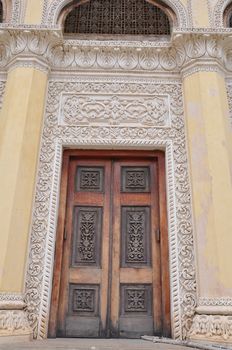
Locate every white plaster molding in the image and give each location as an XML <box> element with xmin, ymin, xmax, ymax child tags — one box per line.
<box><xmin>197</xmin><ymin>297</ymin><xmax>232</xmax><ymax>316</ymax></box>
<box><xmin>1</xmin><ymin>29</ymin><xmax>232</xmax><ymax>74</ymax></box>
<box><xmin>43</xmin><ymin>0</ymin><xmax>190</xmax><ymax>27</ymax></box>
<box><xmin>207</xmin><ymin>0</ymin><xmax>214</xmax><ymax>27</ymax></box>
<box><xmin>226</xmin><ymin>82</ymin><xmax>232</xmax><ymax>127</ymax></box>
<box><xmin>196</xmin><ymin>306</ymin><xmax>232</xmax><ymax>316</ymax></box>
<box><xmin>190</xmin><ymin>314</ymin><xmax>232</xmax><ymax>342</ymax></box>
<box><xmin>213</xmin><ymin>0</ymin><xmax>231</xmax><ymax>27</ymax></box>
<box><xmin>7</xmin><ymin>57</ymin><xmax>51</xmax><ymax>74</ymax></box>
<box><xmin>199</xmin><ymin>297</ymin><xmax>232</xmax><ymax>307</ymax></box>
<box><xmin>11</xmin><ymin>0</ymin><xmax>22</xmax><ymax>24</ymax></box>
<box><xmin>0</xmin><ymin>80</ymin><xmax>6</xmax><ymax>109</ymax></box>
<box><xmin>0</xmin><ymin>293</ymin><xmax>32</xmax><ymax>337</ymax></box>
<box><xmin>181</xmin><ymin>60</ymin><xmax>226</xmax><ymax>79</ymax></box>
<box><xmin>24</xmin><ymin>77</ymin><xmax>196</xmax><ymax>341</ymax></box>
<box><xmin>186</xmin><ymin>1</ymin><xmax>193</xmax><ymax>28</ymax></box>
<box><xmin>0</xmin><ymin>293</ymin><xmax>25</xmax><ymax>310</ymax></box>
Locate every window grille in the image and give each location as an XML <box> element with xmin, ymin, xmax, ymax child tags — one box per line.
<box><xmin>229</xmin><ymin>13</ymin><xmax>232</xmax><ymax>27</ymax></box>
<box><xmin>0</xmin><ymin>1</ymin><xmax>3</xmax><ymax>23</ymax></box>
<box><xmin>64</xmin><ymin>0</ymin><xmax>171</xmax><ymax>35</ymax></box>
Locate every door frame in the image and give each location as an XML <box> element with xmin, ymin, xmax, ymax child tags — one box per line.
<box><xmin>48</xmin><ymin>149</ymin><xmax>170</xmax><ymax>338</ymax></box>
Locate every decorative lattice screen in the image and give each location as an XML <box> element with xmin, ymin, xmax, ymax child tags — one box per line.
<box><xmin>0</xmin><ymin>1</ymin><xmax>3</xmax><ymax>23</ymax></box>
<box><xmin>64</xmin><ymin>0</ymin><xmax>170</xmax><ymax>35</ymax></box>
<box><xmin>229</xmin><ymin>13</ymin><xmax>232</xmax><ymax>27</ymax></box>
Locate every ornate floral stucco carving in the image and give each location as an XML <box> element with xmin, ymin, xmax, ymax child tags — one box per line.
<box><xmin>24</xmin><ymin>77</ymin><xmax>196</xmax><ymax>340</ymax></box>
<box><xmin>0</xmin><ymin>293</ymin><xmax>32</xmax><ymax>337</ymax></box>
<box><xmin>0</xmin><ymin>310</ymin><xmax>32</xmax><ymax>336</ymax></box>
<box><xmin>190</xmin><ymin>315</ymin><xmax>232</xmax><ymax>342</ymax></box>
<box><xmin>59</xmin><ymin>93</ymin><xmax>171</xmax><ymax>127</ymax></box>
<box><xmin>43</xmin><ymin>0</ymin><xmax>190</xmax><ymax>27</ymax></box>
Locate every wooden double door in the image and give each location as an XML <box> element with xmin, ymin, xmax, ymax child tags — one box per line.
<box><xmin>49</xmin><ymin>150</ymin><xmax>170</xmax><ymax>339</ymax></box>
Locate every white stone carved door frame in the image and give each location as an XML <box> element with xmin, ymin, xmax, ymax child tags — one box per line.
<box><xmin>25</xmin><ymin>76</ymin><xmax>196</xmax><ymax>340</ymax></box>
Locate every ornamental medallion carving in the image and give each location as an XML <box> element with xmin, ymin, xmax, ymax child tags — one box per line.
<box><xmin>121</xmin><ymin>167</ymin><xmax>150</xmax><ymax>192</ymax></box>
<box><xmin>73</xmin><ymin>289</ymin><xmax>95</xmax><ymax>312</ymax></box>
<box><xmin>121</xmin><ymin>284</ymin><xmax>152</xmax><ymax>315</ymax></box>
<box><xmin>126</xmin><ymin>289</ymin><xmax>146</xmax><ymax>311</ymax></box>
<box><xmin>25</xmin><ymin>78</ymin><xmax>196</xmax><ymax>341</ymax></box>
<box><xmin>59</xmin><ymin>93</ymin><xmax>170</xmax><ymax>127</ymax></box>
<box><xmin>69</xmin><ymin>284</ymin><xmax>99</xmax><ymax>316</ymax></box>
<box><xmin>76</xmin><ymin>167</ymin><xmax>104</xmax><ymax>192</ymax></box>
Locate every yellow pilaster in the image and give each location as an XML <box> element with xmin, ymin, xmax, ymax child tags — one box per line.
<box><xmin>183</xmin><ymin>70</ymin><xmax>232</xmax><ymax>299</ymax></box>
<box><xmin>190</xmin><ymin>0</ymin><xmax>210</xmax><ymax>27</ymax></box>
<box><xmin>0</xmin><ymin>65</ymin><xmax>48</xmax><ymax>292</ymax></box>
<box><xmin>24</xmin><ymin>0</ymin><xmax>45</xmax><ymax>24</ymax></box>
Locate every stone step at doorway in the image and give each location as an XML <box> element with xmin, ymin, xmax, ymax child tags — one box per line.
<box><xmin>0</xmin><ymin>339</ymin><xmax>194</xmax><ymax>350</ymax></box>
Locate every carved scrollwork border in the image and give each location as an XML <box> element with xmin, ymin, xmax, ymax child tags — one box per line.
<box><xmin>43</xmin><ymin>0</ymin><xmax>190</xmax><ymax>28</ymax></box>
<box><xmin>226</xmin><ymin>81</ymin><xmax>232</xmax><ymax>127</ymax></box>
<box><xmin>24</xmin><ymin>77</ymin><xmax>196</xmax><ymax>340</ymax></box>
<box><xmin>0</xmin><ymin>80</ymin><xmax>6</xmax><ymax>109</ymax></box>
<box><xmin>11</xmin><ymin>0</ymin><xmax>22</xmax><ymax>24</ymax></box>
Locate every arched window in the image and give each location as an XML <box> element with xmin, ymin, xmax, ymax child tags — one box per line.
<box><xmin>63</xmin><ymin>0</ymin><xmax>171</xmax><ymax>36</ymax></box>
<box><xmin>224</xmin><ymin>3</ymin><xmax>232</xmax><ymax>27</ymax></box>
<box><xmin>0</xmin><ymin>1</ymin><xmax>3</xmax><ymax>23</ymax></box>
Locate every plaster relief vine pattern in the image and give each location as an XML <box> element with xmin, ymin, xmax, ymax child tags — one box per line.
<box><xmin>190</xmin><ymin>315</ymin><xmax>232</xmax><ymax>341</ymax></box>
<box><xmin>60</xmin><ymin>93</ymin><xmax>170</xmax><ymax>127</ymax></box>
<box><xmin>0</xmin><ymin>311</ymin><xmax>31</xmax><ymax>336</ymax></box>
<box><xmin>24</xmin><ymin>79</ymin><xmax>196</xmax><ymax>340</ymax></box>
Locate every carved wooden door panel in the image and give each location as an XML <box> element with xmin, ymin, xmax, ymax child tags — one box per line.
<box><xmin>56</xmin><ymin>158</ymin><xmax>111</xmax><ymax>337</ymax></box>
<box><xmin>110</xmin><ymin>160</ymin><xmax>162</xmax><ymax>338</ymax></box>
<box><xmin>49</xmin><ymin>151</ymin><xmax>170</xmax><ymax>339</ymax></box>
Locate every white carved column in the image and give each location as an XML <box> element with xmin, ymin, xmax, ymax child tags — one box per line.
<box><xmin>0</xmin><ymin>29</ymin><xmax>53</xmax><ymax>342</ymax></box>
<box><xmin>181</xmin><ymin>46</ymin><xmax>232</xmax><ymax>343</ymax></box>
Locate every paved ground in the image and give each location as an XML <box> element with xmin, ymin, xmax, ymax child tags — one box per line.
<box><xmin>0</xmin><ymin>338</ymin><xmax>198</xmax><ymax>350</ymax></box>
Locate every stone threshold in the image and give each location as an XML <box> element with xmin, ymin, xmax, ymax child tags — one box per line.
<box><xmin>142</xmin><ymin>336</ymin><xmax>232</xmax><ymax>350</ymax></box>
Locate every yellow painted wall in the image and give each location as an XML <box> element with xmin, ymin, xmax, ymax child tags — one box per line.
<box><xmin>183</xmin><ymin>71</ymin><xmax>232</xmax><ymax>298</ymax></box>
<box><xmin>0</xmin><ymin>67</ymin><xmax>48</xmax><ymax>292</ymax></box>
<box><xmin>24</xmin><ymin>0</ymin><xmax>44</xmax><ymax>24</ymax></box>
<box><xmin>191</xmin><ymin>0</ymin><xmax>210</xmax><ymax>27</ymax></box>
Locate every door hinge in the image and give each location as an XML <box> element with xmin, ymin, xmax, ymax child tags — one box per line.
<box><xmin>156</xmin><ymin>228</ymin><xmax>160</xmax><ymax>243</ymax></box>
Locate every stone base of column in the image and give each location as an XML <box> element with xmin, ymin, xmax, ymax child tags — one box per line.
<box><xmin>0</xmin><ymin>294</ymin><xmax>32</xmax><ymax>343</ymax></box>
<box><xmin>189</xmin><ymin>314</ymin><xmax>232</xmax><ymax>344</ymax></box>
